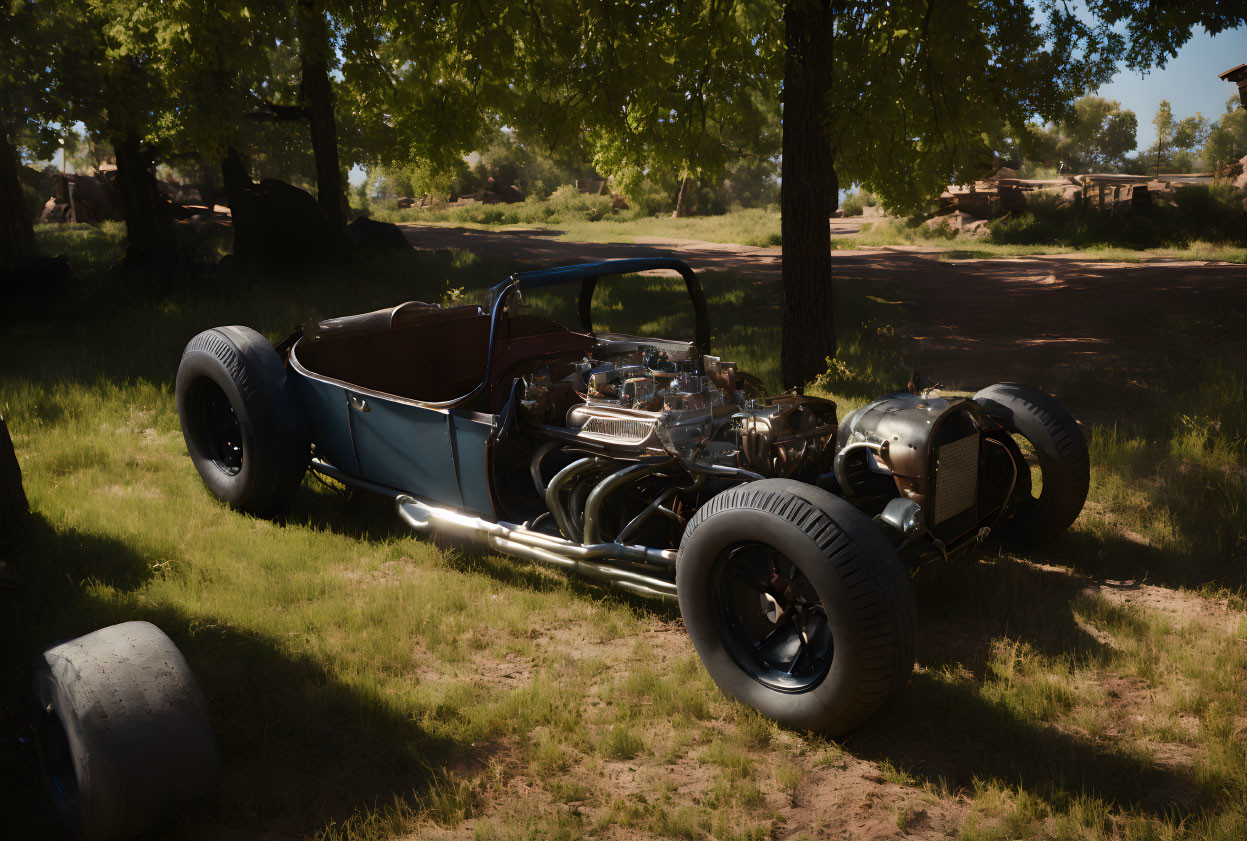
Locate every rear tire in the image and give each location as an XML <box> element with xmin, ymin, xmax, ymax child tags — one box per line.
<box><xmin>676</xmin><ymin>479</ymin><xmax>916</xmax><ymax>735</ymax></box>
<box><xmin>973</xmin><ymin>383</ymin><xmax>1089</xmax><ymax>545</ymax></box>
<box><xmin>29</xmin><ymin>621</ymin><xmax>221</xmax><ymax>841</ymax></box>
<box><xmin>176</xmin><ymin>326</ymin><xmax>309</xmax><ymax>517</ymax></box>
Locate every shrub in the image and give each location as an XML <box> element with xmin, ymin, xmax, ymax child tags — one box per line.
<box><xmin>987</xmin><ymin>183</ymin><xmax>1247</xmax><ymax>249</ymax></box>
<box><xmin>841</xmin><ymin>190</ymin><xmax>875</xmax><ymax>217</ymax></box>
<box><xmin>546</xmin><ymin>185</ymin><xmax>616</xmax><ymax>221</ymax></box>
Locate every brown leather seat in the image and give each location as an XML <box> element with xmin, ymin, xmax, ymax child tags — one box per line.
<box><xmin>296</xmin><ymin>306</ymin><xmax>594</xmax><ymax>407</ymax></box>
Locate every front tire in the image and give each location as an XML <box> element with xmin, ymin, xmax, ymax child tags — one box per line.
<box><xmin>176</xmin><ymin>326</ymin><xmax>309</xmax><ymax>518</ymax></box>
<box><xmin>676</xmin><ymin>479</ymin><xmax>916</xmax><ymax>735</ymax></box>
<box><xmin>973</xmin><ymin>383</ymin><xmax>1089</xmax><ymax>545</ymax></box>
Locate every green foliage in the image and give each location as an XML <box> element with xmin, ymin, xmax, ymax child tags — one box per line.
<box><xmin>468</xmin><ymin>127</ymin><xmax>599</xmax><ymax>200</ymax></box>
<box><xmin>1137</xmin><ymin>99</ymin><xmax>1211</xmax><ymax>173</ymax></box>
<box><xmin>1203</xmin><ymin>96</ymin><xmax>1247</xmax><ymax>171</ymax></box>
<box><xmin>830</xmin><ymin>4</ymin><xmax>1123</xmax><ymax>212</ymax></box>
<box><xmin>371</xmin><ymin>188</ymin><xmax>618</xmax><ymax>226</ymax></box>
<box><xmin>840</xmin><ymin>190</ymin><xmax>875</xmax><ymax>217</ymax></box>
<box><xmin>987</xmin><ymin>184</ymin><xmax>1247</xmax><ymax>249</ymax></box>
<box><xmin>1025</xmin><ymin>96</ymin><xmax>1139</xmax><ymax>172</ymax></box>
<box><xmin>0</xmin><ymin>1</ymin><xmax>69</xmax><ymax>157</ymax></box>
<box><xmin>503</xmin><ymin>1</ymin><xmax>781</xmax><ymax>205</ymax></box>
<box><xmin>545</xmin><ymin>185</ymin><xmax>615</xmax><ymax>221</ymax></box>
<box><xmin>1084</xmin><ymin>0</ymin><xmax>1244</xmax><ymax>70</ymax></box>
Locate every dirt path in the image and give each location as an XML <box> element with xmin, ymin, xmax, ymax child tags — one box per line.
<box><xmin>399</xmin><ymin>224</ymin><xmax>1247</xmax><ymax>391</ymax></box>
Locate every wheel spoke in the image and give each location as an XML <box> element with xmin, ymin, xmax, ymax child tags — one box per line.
<box><xmin>730</xmin><ymin>568</ymin><xmax>771</xmax><ymax>595</ymax></box>
<box><xmin>786</xmin><ymin>638</ymin><xmax>807</xmax><ymax>675</ymax></box>
<box><xmin>715</xmin><ymin>541</ymin><xmax>834</xmax><ymax>690</ymax></box>
<box><xmin>754</xmin><ymin>611</ymin><xmax>794</xmax><ymax>651</ymax></box>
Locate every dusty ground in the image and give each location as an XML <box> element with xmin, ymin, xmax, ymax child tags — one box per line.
<box><xmin>384</xmin><ymin>224</ymin><xmax>1247</xmax><ymax>839</ymax></box>
<box><xmin>399</xmin><ymin>224</ymin><xmax>1247</xmax><ymax>392</ymax></box>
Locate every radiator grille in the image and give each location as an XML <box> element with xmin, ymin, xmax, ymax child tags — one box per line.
<box><xmin>581</xmin><ymin>417</ymin><xmax>657</xmax><ymax>442</ymax></box>
<box><xmin>933</xmin><ymin>433</ymin><xmax>979</xmax><ymax>524</ymax></box>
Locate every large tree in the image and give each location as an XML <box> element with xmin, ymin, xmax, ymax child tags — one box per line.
<box><xmin>1029</xmin><ymin>96</ymin><xmax>1139</xmax><ymax>172</ymax></box>
<box><xmin>296</xmin><ymin>0</ymin><xmax>351</xmax><ymax>255</ymax></box>
<box><xmin>537</xmin><ymin>1</ymin><xmax>1243</xmax><ymax>387</ymax></box>
<box><xmin>46</xmin><ymin>0</ymin><xmax>199</xmax><ymax>280</ymax></box>
<box><xmin>1204</xmin><ymin>95</ymin><xmax>1247</xmax><ymax>172</ymax></box>
<box><xmin>507</xmin><ymin>1</ymin><xmax>1125</xmax><ymax>386</ymax></box>
<box><xmin>0</xmin><ymin>1</ymin><xmax>64</xmax><ymax>284</ymax></box>
<box><xmin>1144</xmin><ymin>99</ymin><xmax>1210</xmax><ymax>173</ymax></box>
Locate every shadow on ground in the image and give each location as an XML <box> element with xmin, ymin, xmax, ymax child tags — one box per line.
<box><xmin>844</xmin><ymin>548</ymin><xmax>1210</xmax><ymax>818</ymax></box>
<box><xmin>0</xmin><ymin>515</ymin><xmax>479</xmax><ymax>839</ymax></box>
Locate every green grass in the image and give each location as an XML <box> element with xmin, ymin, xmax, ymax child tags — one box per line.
<box><xmin>375</xmin><ymin>189</ymin><xmax>1247</xmax><ymax>263</ymax></box>
<box><xmin>375</xmin><ymin>198</ymin><xmax>1245</xmax><ymax>261</ymax></box>
<box><xmin>854</xmin><ymin>219</ymin><xmax>1247</xmax><ymax>263</ymax></box>
<box><xmin>2</xmin><ymin>221</ymin><xmax>1247</xmax><ymax>839</ymax></box>
<box><xmin>383</xmin><ymin>206</ymin><xmax>783</xmax><ymax>248</ymax></box>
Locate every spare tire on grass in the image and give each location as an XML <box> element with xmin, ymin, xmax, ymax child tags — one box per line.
<box><xmin>29</xmin><ymin>621</ymin><xmax>221</xmax><ymax>841</ymax></box>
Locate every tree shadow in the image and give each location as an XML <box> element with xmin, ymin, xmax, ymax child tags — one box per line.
<box><xmin>839</xmin><ymin>549</ymin><xmax>1211</xmax><ymax>819</ymax></box>
<box><xmin>850</xmin><ymin>670</ymin><xmax>1204</xmax><ymax>817</ymax></box>
<box><xmin>283</xmin><ymin>480</ymin><xmax>412</xmax><ymax>543</ymax></box>
<box><xmin>911</xmin><ymin>548</ymin><xmax>1107</xmax><ymax>669</ymax></box>
<box><xmin>0</xmin><ymin>514</ymin><xmax>488</xmax><ymax>840</ymax></box>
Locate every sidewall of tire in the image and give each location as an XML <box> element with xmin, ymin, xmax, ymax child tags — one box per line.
<box><xmin>677</xmin><ymin>480</ymin><xmax>916</xmax><ymax>735</ymax></box>
<box><xmin>176</xmin><ymin>326</ymin><xmax>309</xmax><ymax>517</ymax></box>
<box><xmin>29</xmin><ymin>621</ymin><xmax>221</xmax><ymax>841</ymax></box>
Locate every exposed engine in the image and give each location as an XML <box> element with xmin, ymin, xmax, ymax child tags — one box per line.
<box><xmin>519</xmin><ymin>340</ymin><xmax>838</xmax><ymax>482</ymax></box>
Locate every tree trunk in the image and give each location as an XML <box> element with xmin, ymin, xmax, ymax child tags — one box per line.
<box><xmin>221</xmin><ymin>147</ymin><xmax>258</xmax><ymax>258</ymax></box>
<box><xmin>199</xmin><ymin>154</ymin><xmax>220</xmax><ymax>207</ymax></box>
<box><xmin>672</xmin><ymin>175</ymin><xmax>688</xmax><ymax>218</ymax></box>
<box><xmin>779</xmin><ymin>0</ymin><xmax>838</xmax><ymax>391</ymax></box>
<box><xmin>113</xmin><ymin>134</ymin><xmax>183</xmax><ymax>275</ymax></box>
<box><xmin>298</xmin><ymin>0</ymin><xmax>352</xmax><ymax>257</ymax></box>
<box><xmin>0</xmin><ymin>125</ymin><xmax>38</xmax><ymax>281</ymax></box>
<box><xmin>0</xmin><ymin>414</ymin><xmax>31</xmax><ymax>574</ymax></box>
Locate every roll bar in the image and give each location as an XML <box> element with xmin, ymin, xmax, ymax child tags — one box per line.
<box><xmin>420</xmin><ymin>258</ymin><xmax>711</xmax><ymax>410</ymax></box>
<box><xmin>499</xmin><ymin>257</ymin><xmax>711</xmax><ymax>360</ymax></box>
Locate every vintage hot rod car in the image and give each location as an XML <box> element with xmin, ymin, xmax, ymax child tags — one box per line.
<box><xmin>176</xmin><ymin>258</ymin><xmax>1089</xmax><ymax>734</ymax></box>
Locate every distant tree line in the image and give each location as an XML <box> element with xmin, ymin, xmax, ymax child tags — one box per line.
<box><xmin>1010</xmin><ymin>94</ymin><xmax>1247</xmax><ymax>176</ymax></box>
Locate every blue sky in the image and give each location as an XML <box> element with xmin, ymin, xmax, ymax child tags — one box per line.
<box><xmin>1092</xmin><ymin>26</ymin><xmax>1245</xmax><ymax>150</ymax></box>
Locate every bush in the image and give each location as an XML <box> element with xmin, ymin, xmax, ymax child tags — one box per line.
<box><xmin>367</xmin><ymin>184</ymin><xmax>626</xmax><ymax>226</ymax></box>
<box><xmin>987</xmin><ymin>183</ymin><xmax>1247</xmax><ymax>249</ymax></box>
<box><xmin>840</xmin><ymin>190</ymin><xmax>875</xmax><ymax>217</ymax></box>
<box><xmin>546</xmin><ymin>185</ymin><xmax>616</xmax><ymax>221</ymax></box>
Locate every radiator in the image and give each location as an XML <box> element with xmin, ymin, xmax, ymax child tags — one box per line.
<box><xmin>933</xmin><ymin>433</ymin><xmax>979</xmax><ymax>525</ymax></box>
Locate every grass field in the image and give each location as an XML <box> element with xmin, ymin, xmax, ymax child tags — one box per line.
<box><xmin>1</xmin><ymin>223</ymin><xmax>1246</xmax><ymax>840</ymax></box>
<box><xmin>370</xmin><ymin>201</ymin><xmax>1247</xmax><ymax>263</ymax></box>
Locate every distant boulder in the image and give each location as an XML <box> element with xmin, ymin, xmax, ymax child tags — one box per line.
<box><xmin>228</xmin><ymin>179</ymin><xmax>335</xmax><ymax>261</ymax></box>
<box><xmin>348</xmin><ymin>217</ymin><xmax>411</xmax><ymax>251</ymax></box>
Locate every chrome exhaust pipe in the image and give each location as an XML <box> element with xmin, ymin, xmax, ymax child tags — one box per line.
<box><xmin>395</xmin><ymin>494</ymin><xmax>677</xmax><ymax>599</ymax></box>
<box><xmin>309</xmin><ymin>458</ymin><xmax>678</xmax><ymax>600</ymax></box>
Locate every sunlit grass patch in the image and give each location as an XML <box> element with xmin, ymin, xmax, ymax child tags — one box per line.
<box><xmin>5</xmin><ymin>220</ymin><xmax>1247</xmax><ymax>840</ymax></box>
<box><xmin>700</xmin><ymin>738</ymin><xmax>755</xmax><ymax>779</ymax></box>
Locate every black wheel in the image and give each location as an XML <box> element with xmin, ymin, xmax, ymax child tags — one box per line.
<box><xmin>176</xmin><ymin>326</ymin><xmax>309</xmax><ymax>517</ymax></box>
<box><xmin>29</xmin><ymin>621</ymin><xmax>221</xmax><ymax>841</ymax></box>
<box><xmin>973</xmin><ymin>383</ymin><xmax>1089</xmax><ymax>545</ymax></box>
<box><xmin>676</xmin><ymin>479</ymin><xmax>917</xmax><ymax>735</ymax></box>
